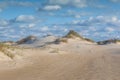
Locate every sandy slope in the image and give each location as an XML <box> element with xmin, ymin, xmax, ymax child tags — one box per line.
<box><xmin>0</xmin><ymin>40</ymin><xmax>120</xmax><ymax>80</ymax></box>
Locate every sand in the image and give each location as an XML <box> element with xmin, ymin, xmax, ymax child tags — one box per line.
<box><xmin>0</xmin><ymin>39</ymin><xmax>120</xmax><ymax>80</ymax></box>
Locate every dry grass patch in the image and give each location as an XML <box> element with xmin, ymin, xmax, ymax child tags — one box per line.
<box><xmin>50</xmin><ymin>48</ymin><xmax>59</xmax><ymax>53</ymax></box>
<box><xmin>0</xmin><ymin>43</ymin><xmax>15</xmax><ymax>59</ymax></box>
<box><xmin>64</xmin><ymin>30</ymin><xmax>83</xmax><ymax>39</ymax></box>
<box><xmin>55</xmin><ymin>38</ymin><xmax>68</xmax><ymax>44</ymax></box>
<box><xmin>84</xmin><ymin>38</ymin><xmax>95</xmax><ymax>43</ymax></box>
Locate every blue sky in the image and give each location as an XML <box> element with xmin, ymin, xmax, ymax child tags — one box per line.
<box><xmin>0</xmin><ymin>0</ymin><xmax>120</xmax><ymax>41</ymax></box>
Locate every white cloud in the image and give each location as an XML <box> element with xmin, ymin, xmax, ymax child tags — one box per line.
<box><xmin>48</xmin><ymin>0</ymin><xmax>87</xmax><ymax>8</ymax></box>
<box><xmin>64</xmin><ymin>28</ymin><xmax>68</xmax><ymax>32</ymax></box>
<box><xmin>111</xmin><ymin>16</ymin><xmax>118</xmax><ymax>22</ymax></box>
<box><xmin>75</xmin><ymin>15</ymin><xmax>81</xmax><ymax>18</ymax></box>
<box><xmin>66</xmin><ymin>10</ymin><xmax>89</xmax><ymax>18</ymax></box>
<box><xmin>89</xmin><ymin>27</ymin><xmax>97</xmax><ymax>31</ymax></box>
<box><xmin>80</xmin><ymin>30</ymin><xmax>89</xmax><ymax>36</ymax></box>
<box><xmin>19</xmin><ymin>24</ymin><xmax>26</xmax><ymax>28</ymax></box>
<box><xmin>9</xmin><ymin>35</ymin><xmax>20</xmax><ymax>38</ymax></box>
<box><xmin>43</xmin><ymin>5</ymin><xmax>61</xmax><ymax>11</ymax></box>
<box><xmin>105</xmin><ymin>27</ymin><xmax>115</xmax><ymax>32</ymax></box>
<box><xmin>71</xmin><ymin>16</ymin><xmax>120</xmax><ymax>28</ymax></box>
<box><xmin>9</xmin><ymin>29</ymin><xmax>15</xmax><ymax>33</ymax></box>
<box><xmin>47</xmin><ymin>0</ymin><xmax>108</xmax><ymax>9</ymax></box>
<box><xmin>48</xmin><ymin>12</ymin><xmax>55</xmax><ymax>16</ymax></box>
<box><xmin>72</xmin><ymin>20</ymin><xmax>80</xmax><ymax>24</ymax></box>
<box><xmin>15</xmin><ymin>15</ymin><xmax>35</xmax><ymax>22</ymax></box>
<box><xmin>0</xmin><ymin>19</ymin><xmax>9</xmax><ymax>26</ymax></box>
<box><xmin>0</xmin><ymin>1</ymin><xmax>35</xmax><ymax>8</ymax></box>
<box><xmin>0</xmin><ymin>8</ymin><xmax>2</xmax><ymax>12</ymax></box>
<box><xmin>0</xmin><ymin>1</ymin><xmax>36</xmax><ymax>12</ymax></box>
<box><xmin>41</xmin><ymin>26</ymin><xmax>49</xmax><ymax>31</ymax></box>
<box><xmin>19</xmin><ymin>23</ymin><xmax>36</xmax><ymax>28</ymax></box>
<box><xmin>49</xmin><ymin>9</ymin><xmax>82</xmax><ymax>18</ymax></box>
<box><xmin>110</xmin><ymin>0</ymin><xmax>120</xmax><ymax>2</ymax></box>
<box><xmin>13</xmin><ymin>1</ymin><xmax>34</xmax><ymax>7</ymax></box>
<box><xmin>28</xmin><ymin>23</ymin><xmax>36</xmax><ymax>28</ymax></box>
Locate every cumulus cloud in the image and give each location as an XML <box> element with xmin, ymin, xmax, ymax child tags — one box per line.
<box><xmin>40</xmin><ymin>26</ymin><xmax>49</xmax><ymax>32</ymax></box>
<box><xmin>0</xmin><ymin>1</ymin><xmax>35</xmax><ymax>8</ymax></box>
<box><xmin>28</xmin><ymin>23</ymin><xmax>36</xmax><ymax>28</ymax></box>
<box><xmin>110</xmin><ymin>0</ymin><xmax>120</xmax><ymax>2</ymax></box>
<box><xmin>0</xmin><ymin>8</ymin><xmax>2</xmax><ymax>12</ymax></box>
<box><xmin>111</xmin><ymin>16</ymin><xmax>118</xmax><ymax>22</ymax></box>
<box><xmin>45</xmin><ymin>9</ymin><xmax>85</xmax><ymax>18</ymax></box>
<box><xmin>0</xmin><ymin>14</ymin><xmax>42</xmax><ymax>41</ymax></box>
<box><xmin>67</xmin><ymin>10</ymin><xmax>82</xmax><ymax>18</ymax></box>
<box><xmin>47</xmin><ymin>0</ymin><xmax>106</xmax><ymax>8</ymax></box>
<box><xmin>12</xmin><ymin>1</ymin><xmax>35</xmax><ymax>7</ymax></box>
<box><xmin>15</xmin><ymin>15</ymin><xmax>36</xmax><ymax>23</ymax></box>
<box><xmin>19</xmin><ymin>24</ymin><xmax>34</xmax><ymax>28</ymax></box>
<box><xmin>71</xmin><ymin>16</ymin><xmax>120</xmax><ymax>28</ymax></box>
<box><xmin>105</xmin><ymin>27</ymin><xmax>115</xmax><ymax>32</ymax></box>
<box><xmin>0</xmin><ymin>1</ymin><xmax>37</xmax><ymax>12</ymax></box>
<box><xmin>0</xmin><ymin>19</ymin><xmax>9</xmax><ymax>26</ymax></box>
<box><xmin>43</xmin><ymin>5</ymin><xmax>61</xmax><ymax>11</ymax></box>
<box><xmin>48</xmin><ymin>0</ymin><xmax>87</xmax><ymax>8</ymax></box>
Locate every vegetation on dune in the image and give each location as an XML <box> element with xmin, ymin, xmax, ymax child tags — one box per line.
<box><xmin>50</xmin><ymin>48</ymin><xmax>59</xmax><ymax>53</ymax></box>
<box><xmin>64</xmin><ymin>30</ymin><xmax>84</xmax><ymax>39</ymax></box>
<box><xmin>84</xmin><ymin>38</ymin><xmax>95</xmax><ymax>43</ymax></box>
<box><xmin>55</xmin><ymin>38</ymin><xmax>68</xmax><ymax>44</ymax></box>
<box><xmin>116</xmin><ymin>39</ymin><xmax>120</xmax><ymax>42</ymax></box>
<box><xmin>15</xmin><ymin>30</ymin><xmax>95</xmax><ymax>45</ymax></box>
<box><xmin>16</xmin><ymin>35</ymin><xmax>37</xmax><ymax>44</ymax></box>
<box><xmin>64</xmin><ymin>30</ymin><xmax>95</xmax><ymax>42</ymax></box>
<box><xmin>0</xmin><ymin>43</ymin><xmax>15</xmax><ymax>59</ymax></box>
<box><xmin>97</xmin><ymin>39</ymin><xmax>120</xmax><ymax>45</ymax></box>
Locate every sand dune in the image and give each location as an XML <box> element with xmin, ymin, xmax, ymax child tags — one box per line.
<box><xmin>0</xmin><ymin>39</ymin><xmax>120</xmax><ymax>80</ymax></box>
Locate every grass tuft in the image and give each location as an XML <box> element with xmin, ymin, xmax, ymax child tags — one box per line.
<box><xmin>50</xmin><ymin>48</ymin><xmax>59</xmax><ymax>53</ymax></box>
<box><xmin>0</xmin><ymin>43</ymin><xmax>15</xmax><ymax>59</ymax></box>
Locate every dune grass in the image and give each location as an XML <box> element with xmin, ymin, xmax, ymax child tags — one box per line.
<box><xmin>50</xmin><ymin>48</ymin><xmax>59</xmax><ymax>53</ymax></box>
<box><xmin>0</xmin><ymin>43</ymin><xmax>15</xmax><ymax>59</ymax></box>
<box><xmin>55</xmin><ymin>38</ymin><xmax>68</xmax><ymax>44</ymax></box>
<box><xmin>64</xmin><ymin>30</ymin><xmax>83</xmax><ymax>39</ymax></box>
<box><xmin>64</xmin><ymin>30</ymin><xmax>95</xmax><ymax>42</ymax></box>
